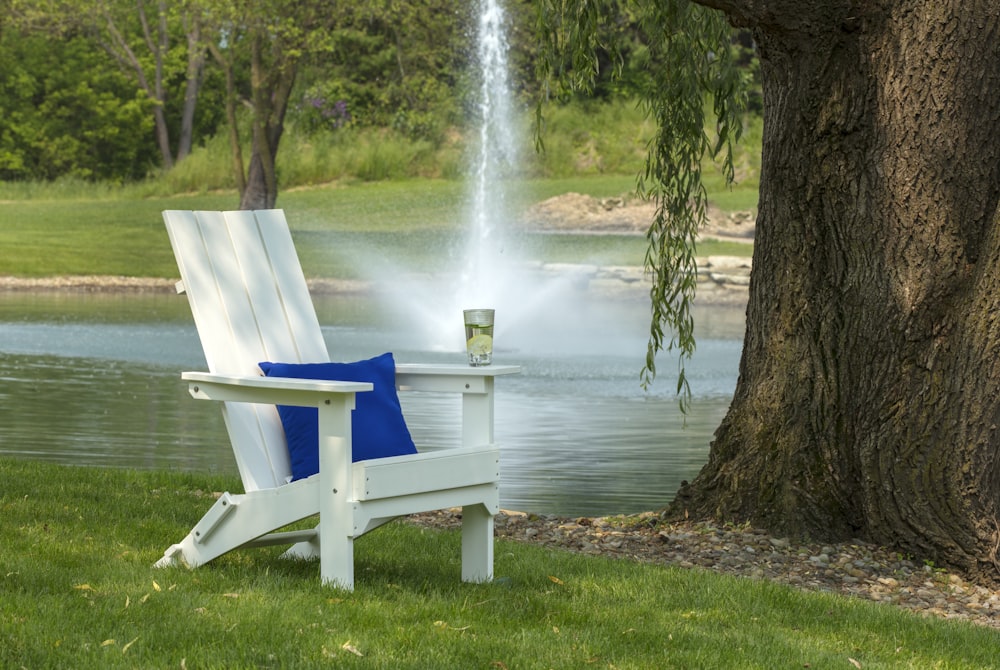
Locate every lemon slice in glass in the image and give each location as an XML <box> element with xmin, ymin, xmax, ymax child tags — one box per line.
<box><xmin>467</xmin><ymin>334</ymin><xmax>493</xmax><ymax>355</ymax></box>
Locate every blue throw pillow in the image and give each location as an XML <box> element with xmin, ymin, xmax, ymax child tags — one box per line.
<box><xmin>259</xmin><ymin>353</ymin><xmax>417</xmax><ymax>481</ymax></box>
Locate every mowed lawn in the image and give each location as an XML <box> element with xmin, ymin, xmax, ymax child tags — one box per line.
<box><xmin>0</xmin><ymin>176</ymin><xmax>754</xmax><ymax>279</ymax></box>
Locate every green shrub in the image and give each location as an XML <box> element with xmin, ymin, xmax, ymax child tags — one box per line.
<box><xmin>0</xmin><ymin>100</ymin><xmax>762</xmax><ymax>207</ymax></box>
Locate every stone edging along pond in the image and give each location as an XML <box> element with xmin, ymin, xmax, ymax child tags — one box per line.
<box><xmin>0</xmin><ymin>256</ymin><xmax>751</xmax><ymax>306</ymax></box>
<box><xmin>0</xmin><ymin>255</ymin><xmax>751</xmax><ymax>307</ymax></box>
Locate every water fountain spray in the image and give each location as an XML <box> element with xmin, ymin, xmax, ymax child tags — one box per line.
<box><xmin>464</xmin><ymin>0</ymin><xmax>520</xmax><ymax>307</ymax></box>
<box><xmin>381</xmin><ymin>0</ymin><xmax>619</xmax><ymax>356</ymax></box>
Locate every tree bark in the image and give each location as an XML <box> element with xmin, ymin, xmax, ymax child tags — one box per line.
<box><xmin>238</xmin><ymin>33</ymin><xmax>297</xmax><ymax>210</ymax></box>
<box><xmin>177</xmin><ymin>13</ymin><xmax>206</xmax><ymax>162</ymax></box>
<box><xmin>677</xmin><ymin>0</ymin><xmax>1000</xmax><ymax>579</ymax></box>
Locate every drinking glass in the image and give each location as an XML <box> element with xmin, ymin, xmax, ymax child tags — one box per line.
<box><xmin>463</xmin><ymin>309</ymin><xmax>495</xmax><ymax>366</ymax></box>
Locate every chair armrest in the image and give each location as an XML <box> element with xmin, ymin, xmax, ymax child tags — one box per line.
<box><xmin>395</xmin><ymin>364</ymin><xmax>520</xmax><ymax>394</ymax></box>
<box><xmin>393</xmin><ymin>365</ymin><xmax>519</xmax><ymax>447</ymax></box>
<box><xmin>181</xmin><ymin>371</ymin><xmax>372</xmax><ymax>407</ymax></box>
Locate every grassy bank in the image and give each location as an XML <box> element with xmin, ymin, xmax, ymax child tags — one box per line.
<box><xmin>0</xmin><ymin>176</ymin><xmax>753</xmax><ymax>280</ymax></box>
<box><xmin>1</xmin><ymin>458</ymin><xmax>998</xmax><ymax>669</ymax></box>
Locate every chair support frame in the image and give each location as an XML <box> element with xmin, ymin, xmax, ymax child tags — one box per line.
<box><xmin>155</xmin><ymin>210</ymin><xmax>518</xmax><ymax>589</ymax></box>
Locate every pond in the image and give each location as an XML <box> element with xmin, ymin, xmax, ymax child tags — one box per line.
<box><xmin>0</xmin><ymin>289</ymin><xmax>743</xmax><ymax>516</ymax></box>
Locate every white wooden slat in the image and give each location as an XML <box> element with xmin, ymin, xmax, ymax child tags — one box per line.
<box><xmin>191</xmin><ymin>212</ymin><xmax>290</xmax><ymax>488</ymax></box>
<box><xmin>198</xmin><ymin>211</ymin><xmax>269</xmax><ymax>375</ymax></box>
<box><xmin>223</xmin><ymin>212</ymin><xmax>300</xmax><ymax>364</ymax></box>
<box><xmin>183</xmin><ymin>371</ymin><xmax>370</xmax><ymax>395</ymax></box>
<box><xmin>164</xmin><ymin>210</ymin><xmax>288</xmax><ymax>490</ymax></box>
<box><xmin>253</xmin><ymin>210</ymin><xmax>329</xmax><ymax>363</ymax></box>
<box><xmin>250</xmin><ymin>212</ymin><xmax>328</xmax><ymax>478</ymax></box>
<box><xmin>212</xmin><ymin>211</ymin><xmax>267</xmax><ymax>373</ymax></box>
<box><xmin>354</xmin><ymin>445</ymin><xmax>499</xmax><ymax>501</ymax></box>
<box><xmin>351</xmin><ymin>484</ymin><xmax>500</xmax><ymax>537</ymax></box>
<box><xmin>215</xmin><ymin>212</ymin><xmax>299</xmax><ymax>488</ymax></box>
<box><xmin>166</xmin><ymin>212</ymin><xmax>265</xmax><ymax>486</ymax></box>
<box><xmin>395</xmin><ymin>364</ymin><xmax>522</xmax><ymax>377</ymax></box>
<box><xmin>224</xmin><ymin>210</ymin><xmax>326</xmax><ymax>484</ymax></box>
<box><xmin>164</xmin><ymin>211</ymin><xmax>235</xmax><ymax>373</ymax></box>
<box><xmin>396</xmin><ymin>364</ymin><xmax>521</xmax><ymax>393</ymax></box>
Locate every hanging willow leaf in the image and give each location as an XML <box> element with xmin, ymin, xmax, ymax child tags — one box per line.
<box><xmin>536</xmin><ymin>0</ymin><xmax>746</xmax><ymax>411</ymax></box>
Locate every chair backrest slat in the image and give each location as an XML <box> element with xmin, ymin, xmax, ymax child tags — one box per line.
<box><xmin>250</xmin><ymin>210</ymin><xmax>329</xmax><ymax>361</ymax></box>
<box><xmin>164</xmin><ymin>209</ymin><xmax>329</xmax><ymax>490</ymax></box>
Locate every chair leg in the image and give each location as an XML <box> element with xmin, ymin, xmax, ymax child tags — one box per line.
<box><xmin>460</xmin><ymin>503</ymin><xmax>494</xmax><ymax>583</ymax></box>
<box><xmin>320</xmin><ymin>531</ymin><xmax>354</xmax><ymax>590</ymax></box>
<box><xmin>317</xmin><ymin>398</ymin><xmax>356</xmax><ymax>590</ymax></box>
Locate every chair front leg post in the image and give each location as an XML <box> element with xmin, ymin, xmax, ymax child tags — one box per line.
<box><xmin>317</xmin><ymin>394</ymin><xmax>356</xmax><ymax>590</ymax></box>
<box><xmin>461</xmin><ymin>377</ymin><xmax>497</xmax><ymax>582</ymax></box>
<box><xmin>461</xmin><ymin>502</ymin><xmax>495</xmax><ymax>583</ymax></box>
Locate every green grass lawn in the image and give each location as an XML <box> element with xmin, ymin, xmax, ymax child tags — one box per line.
<box><xmin>1</xmin><ymin>459</ymin><xmax>997</xmax><ymax>669</ymax></box>
<box><xmin>0</xmin><ymin>175</ymin><xmax>754</xmax><ymax>279</ymax></box>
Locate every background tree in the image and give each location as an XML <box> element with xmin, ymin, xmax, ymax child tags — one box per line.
<box><xmin>5</xmin><ymin>0</ymin><xmax>630</xmax><ymax>189</ymax></box>
<box><xmin>203</xmin><ymin>0</ymin><xmax>349</xmax><ymax>209</ymax></box>
<box><xmin>299</xmin><ymin>0</ymin><xmax>467</xmax><ymax>142</ymax></box>
<box><xmin>6</xmin><ymin>0</ymin><xmax>219</xmax><ymax>174</ymax></box>
<box><xmin>544</xmin><ymin>0</ymin><xmax>1000</xmax><ymax>579</ymax></box>
<box><xmin>0</xmin><ymin>26</ymin><xmax>156</xmax><ymax>180</ymax></box>
<box><xmin>93</xmin><ymin>0</ymin><xmax>208</xmax><ymax>168</ymax></box>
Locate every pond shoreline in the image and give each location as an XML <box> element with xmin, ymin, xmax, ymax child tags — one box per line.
<box><xmin>0</xmin><ymin>260</ymin><xmax>751</xmax><ymax>306</ymax></box>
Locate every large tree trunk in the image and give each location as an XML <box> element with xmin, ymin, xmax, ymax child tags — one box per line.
<box><xmin>678</xmin><ymin>0</ymin><xmax>1000</xmax><ymax>579</ymax></box>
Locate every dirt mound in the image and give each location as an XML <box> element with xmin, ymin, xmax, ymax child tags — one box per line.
<box><xmin>523</xmin><ymin>193</ymin><xmax>655</xmax><ymax>234</ymax></box>
<box><xmin>523</xmin><ymin>192</ymin><xmax>755</xmax><ymax>241</ymax></box>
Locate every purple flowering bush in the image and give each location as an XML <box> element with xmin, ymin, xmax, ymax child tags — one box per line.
<box><xmin>299</xmin><ymin>88</ymin><xmax>352</xmax><ymax>133</ymax></box>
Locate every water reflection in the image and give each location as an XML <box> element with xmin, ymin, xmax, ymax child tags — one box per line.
<box><xmin>0</xmin><ymin>290</ymin><xmax>743</xmax><ymax>516</ymax></box>
<box><xmin>0</xmin><ymin>354</ymin><xmax>231</xmax><ymax>472</ymax></box>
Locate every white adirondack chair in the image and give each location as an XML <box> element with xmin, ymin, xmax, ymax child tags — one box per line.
<box><xmin>155</xmin><ymin>209</ymin><xmax>519</xmax><ymax>590</ymax></box>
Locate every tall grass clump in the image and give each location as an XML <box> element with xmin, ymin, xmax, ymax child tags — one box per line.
<box><xmin>0</xmin><ymin>176</ymin><xmax>137</xmax><ymax>201</ymax></box>
<box><xmin>150</xmin><ymin>125</ymin><xmax>469</xmax><ymax>191</ymax></box>
<box><xmin>336</xmin><ymin>130</ymin><xmax>439</xmax><ymax>182</ymax></box>
<box><xmin>275</xmin><ymin>129</ymin><xmax>356</xmax><ymax>185</ymax></box>
<box><xmin>151</xmin><ymin>132</ymin><xmax>238</xmax><ymax>196</ymax></box>
<box><xmin>530</xmin><ymin>99</ymin><xmax>657</xmax><ymax>178</ymax></box>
